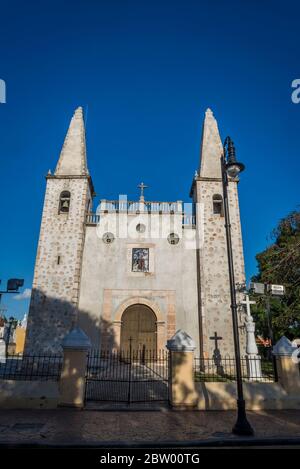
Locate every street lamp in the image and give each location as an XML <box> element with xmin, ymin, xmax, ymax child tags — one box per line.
<box><xmin>0</xmin><ymin>278</ymin><xmax>24</xmax><ymax>357</ymax></box>
<box><xmin>221</xmin><ymin>136</ymin><xmax>254</xmax><ymax>436</ymax></box>
<box><xmin>0</xmin><ymin>278</ymin><xmax>24</xmax><ymax>303</ymax></box>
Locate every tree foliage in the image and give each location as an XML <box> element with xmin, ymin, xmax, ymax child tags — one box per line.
<box><xmin>251</xmin><ymin>210</ymin><xmax>300</xmax><ymax>341</ymax></box>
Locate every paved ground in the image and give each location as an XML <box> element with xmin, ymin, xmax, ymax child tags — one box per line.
<box><xmin>0</xmin><ymin>408</ymin><xmax>300</xmax><ymax>447</ymax></box>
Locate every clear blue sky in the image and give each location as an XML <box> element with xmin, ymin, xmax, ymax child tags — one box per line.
<box><xmin>0</xmin><ymin>0</ymin><xmax>299</xmax><ymax>319</ymax></box>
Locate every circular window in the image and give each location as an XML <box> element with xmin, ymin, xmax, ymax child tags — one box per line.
<box><xmin>102</xmin><ymin>232</ymin><xmax>115</xmax><ymax>244</ymax></box>
<box><xmin>136</xmin><ymin>223</ymin><xmax>146</xmax><ymax>233</ymax></box>
<box><xmin>167</xmin><ymin>233</ymin><xmax>180</xmax><ymax>245</ymax></box>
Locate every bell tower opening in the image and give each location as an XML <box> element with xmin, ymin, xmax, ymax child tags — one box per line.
<box><xmin>120</xmin><ymin>304</ymin><xmax>157</xmax><ymax>353</ymax></box>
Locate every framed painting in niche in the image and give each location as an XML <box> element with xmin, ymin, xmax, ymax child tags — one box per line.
<box><xmin>132</xmin><ymin>248</ymin><xmax>149</xmax><ymax>272</ymax></box>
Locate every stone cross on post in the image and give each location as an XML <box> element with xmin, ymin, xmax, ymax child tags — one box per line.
<box><xmin>241</xmin><ymin>295</ymin><xmax>256</xmax><ymax>319</ymax></box>
<box><xmin>241</xmin><ymin>294</ymin><xmax>262</xmax><ymax>380</ymax></box>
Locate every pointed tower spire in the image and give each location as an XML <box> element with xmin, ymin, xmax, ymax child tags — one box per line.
<box><xmin>55</xmin><ymin>107</ymin><xmax>89</xmax><ymax>176</ymax></box>
<box><xmin>199</xmin><ymin>108</ymin><xmax>223</xmax><ymax>178</ymax></box>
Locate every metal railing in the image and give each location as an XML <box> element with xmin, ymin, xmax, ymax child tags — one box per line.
<box><xmin>0</xmin><ymin>354</ymin><xmax>63</xmax><ymax>381</ymax></box>
<box><xmin>194</xmin><ymin>356</ymin><xmax>276</xmax><ymax>383</ymax></box>
<box><xmin>86</xmin><ymin>212</ymin><xmax>196</xmax><ymax>226</ymax></box>
<box><xmin>100</xmin><ymin>200</ymin><xmax>182</xmax><ymax>213</ymax></box>
<box><xmin>182</xmin><ymin>214</ymin><xmax>196</xmax><ymax>226</ymax></box>
<box><xmin>86</xmin><ymin>213</ymin><xmax>100</xmax><ymax>224</ymax></box>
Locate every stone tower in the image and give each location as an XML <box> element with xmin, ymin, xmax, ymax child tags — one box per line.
<box><xmin>191</xmin><ymin>108</ymin><xmax>246</xmax><ymax>357</ymax></box>
<box><xmin>24</xmin><ymin>107</ymin><xmax>94</xmax><ymax>353</ymax></box>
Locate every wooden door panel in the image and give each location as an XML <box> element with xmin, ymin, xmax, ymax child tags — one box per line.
<box><xmin>121</xmin><ymin>305</ymin><xmax>157</xmax><ymax>353</ymax></box>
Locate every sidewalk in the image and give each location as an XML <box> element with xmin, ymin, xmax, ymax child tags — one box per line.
<box><xmin>0</xmin><ymin>408</ymin><xmax>300</xmax><ymax>447</ymax></box>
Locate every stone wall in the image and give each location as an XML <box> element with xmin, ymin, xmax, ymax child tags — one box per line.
<box><xmin>194</xmin><ymin>177</ymin><xmax>246</xmax><ymax>357</ymax></box>
<box><xmin>25</xmin><ymin>175</ymin><xmax>91</xmax><ymax>353</ymax></box>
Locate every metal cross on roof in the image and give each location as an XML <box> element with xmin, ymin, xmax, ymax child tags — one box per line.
<box><xmin>138</xmin><ymin>182</ymin><xmax>148</xmax><ymax>200</ymax></box>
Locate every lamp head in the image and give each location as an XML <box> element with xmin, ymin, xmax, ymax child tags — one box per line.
<box><xmin>224</xmin><ymin>136</ymin><xmax>245</xmax><ymax>177</ymax></box>
<box><xmin>226</xmin><ymin>161</ymin><xmax>245</xmax><ymax>178</ymax></box>
<box><xmin>6</xmin><ymin>278</ymin><xmax>24</xmax><ymax>292</ymax></box>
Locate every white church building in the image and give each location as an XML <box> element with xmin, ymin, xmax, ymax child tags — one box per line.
<box><xmin>24</xmin><ymin>107</ymin><xmax>247</xmax><ymax>357</ymax></box>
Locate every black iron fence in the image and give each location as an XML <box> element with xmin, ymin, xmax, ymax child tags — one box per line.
<box><xmin>85</xmin><ymin>349</ymin><xmax>169</xmax><ymax>404</ymax></box>
<box><xmin>0</xmin><ymin>354</ymin><xmax>63</xmax><ymax>381</ymax></box>
<box><xmin>194</xmin><ymin>356</ymin><xmax>276</xmax><ymax>383</ymax></box>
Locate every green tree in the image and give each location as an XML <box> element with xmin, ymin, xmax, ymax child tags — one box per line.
<box><xmin>251</xmin><ymin>210</ymin><xmax>300</xmax><ymax>341</ymax></box>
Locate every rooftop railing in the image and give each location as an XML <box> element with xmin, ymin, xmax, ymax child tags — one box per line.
<box><xmin>86</xmin><ymin>212</ymin><xmax>196</xmax><ymax>226</ymax></box>
<box><xmin>97</xmin><ymin>200</ymin><xmax>183</xmax><ymax>213</ymax></box>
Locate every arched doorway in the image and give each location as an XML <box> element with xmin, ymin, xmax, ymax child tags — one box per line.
<box><xmin>120</xmin><ymin>304</ymin><xmax>157</xmax><ymax>353</ymax></box>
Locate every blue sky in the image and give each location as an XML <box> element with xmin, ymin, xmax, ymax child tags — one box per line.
<box><xmin>0</xmin><ymin>0</ymin><xmax>299</xmax><ymax>319</ymax></box>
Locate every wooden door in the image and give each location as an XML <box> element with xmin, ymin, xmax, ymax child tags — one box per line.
<box><xmin>121</xmin><ymin>304</ymin><xmax>157</xmax><ymax>353</ymax></box>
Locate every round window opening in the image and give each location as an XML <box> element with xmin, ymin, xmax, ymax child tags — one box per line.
<box><xmin>102</xmin><ymin>232</ymin><xmax>115</xmax><ymax>244</ymax></box>
<box><xmin>167</xmin><ymin>233</ymin><xmax>180</xmax><ymax>245</ymax></box>
<box><xmin>136</xmin><ymin>223</ymin><xmax>146</xmax><ymax>233</ymax></box>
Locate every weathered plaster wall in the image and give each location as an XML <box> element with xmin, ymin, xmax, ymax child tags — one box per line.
<box><xmin>77</xmin><ymin>211</ymin><xmax>199</xmax><ymax>351</ymax></box>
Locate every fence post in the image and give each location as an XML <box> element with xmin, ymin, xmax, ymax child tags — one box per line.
<box><xmin>166</xmin><ymin>329</ymin><xmax>197</xmax><ymax>408</ymax></box>
<box><xmin>59</xmin><ymin>327</ymin><xmax>91</xmax><ymax>408</ymax></box>
<box><xmin>273</xmin><ymin>336</ymin><xmax>300</xmax><ymax>394</ymax></box>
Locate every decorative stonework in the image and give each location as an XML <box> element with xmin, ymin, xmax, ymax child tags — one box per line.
<box><xmin>62</xmin><ymin>327</ymin><xmax>91</xmax><ymax>350</ymax></box>
<box><xmin>100</xmin><ymin>289</ymin><xmax>176</xmax><ymax>351</ymax></box>
<box><xmin>273</xmin><ymin>336</ymin><xmax>298</xmax><ymax>356</ymax></box>
<box><xmin>167</xmin><ymin>329</ymin><xmax>196</xmax><ymax>351</ymax></box>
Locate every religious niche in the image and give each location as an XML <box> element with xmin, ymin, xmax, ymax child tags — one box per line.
<box><xmin>132</xmin><ymin>248</ymin><xmax>149</xmax><ymax>272</ymax></box>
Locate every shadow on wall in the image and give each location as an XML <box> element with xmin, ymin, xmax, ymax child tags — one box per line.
<box><xmin>24</xmin><ymin>288</ymin><xmax>117</xmax><ymax>354</ymax></box>
<box><xmin>23</xmin><ymin>289</ymin><xmax>170</xmax><ymax>407</ymax></box>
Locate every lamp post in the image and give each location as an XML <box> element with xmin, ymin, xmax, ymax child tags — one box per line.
<box><xmin>221</xmin><ymin>136</ymin><xmax>254</xmax><ymax>436</ymax></box>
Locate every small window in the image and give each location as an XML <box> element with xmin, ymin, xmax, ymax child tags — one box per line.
<box><xmin>213</xmin><ymin>194</ymin><xmax>223</xmax><ymax>216</ymax></box>
<box><xmin>59</xmin><ymin>191</ymin><xmax>71</xmax><ymax>213</ymax></box>
<box><xmin>136</xmin><ymin>223</ymin><xmax>146</xmax><ymax>233</ymax></box>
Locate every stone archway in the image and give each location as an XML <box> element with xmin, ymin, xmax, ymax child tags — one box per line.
<box><xmin>120</xmin><ymin>304</ymin><xmax>157</xmax><ymax>353</ymax></box>
<box><xmin>112</xmin><ymin>297</ymin><xmax>166</xmax><ymax>351</ymax></box>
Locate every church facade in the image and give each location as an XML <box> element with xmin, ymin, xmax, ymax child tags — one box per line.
<box><xmin>24</xmin><ymin>107</ymin><xmax>246</xmax><ymax>357</ymax></box>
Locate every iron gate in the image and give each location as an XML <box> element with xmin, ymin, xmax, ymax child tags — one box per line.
<box><xmin>85</xmin><ymin>348</ymin><xmax>169</xmax><ymax>405</ymax></box>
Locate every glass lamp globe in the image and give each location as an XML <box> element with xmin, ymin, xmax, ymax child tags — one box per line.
<box><xmin>226</xmin><ymin>162</ymin><xmax>245</xmax><ymax>178</ymax></box>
